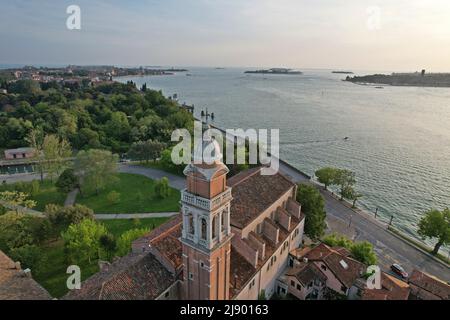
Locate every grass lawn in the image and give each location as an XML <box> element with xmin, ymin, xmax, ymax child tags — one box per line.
<box><xmin>76</xmin><ymin>173</ymin><xmax>180</xmax><ymax>214</ymax></box>
<box><xmin>34</xmin><ymin>240</ymin><xmax>99</xmax><ymax>298</ymax></box>
<box><xmin>100</xmin><ymin>217</ymin><xmax>169</xmax><ymax>237</ymax></box>
<box><xmin>32</xmin><ymin>180</ymin><xmax>66</xmax><ymax>211</ymax></box>
<box><xmin>35</xmin><ymin>217</ymin><xmax>169</xmax><ymax>298</ymax></box>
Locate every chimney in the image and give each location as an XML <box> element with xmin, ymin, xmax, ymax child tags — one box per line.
<box><xmin>19</xmin><ymin>268</ymin><xmax>32</xmax><ymax>278</ymax></box>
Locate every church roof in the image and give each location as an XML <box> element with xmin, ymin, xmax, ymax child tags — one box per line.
<box><xmin>0</xmin><ymin>250</ymin><xmax>52</xmax><ymax>300</ymax></box>
<box><xmin>227</xmin><ymin>167</ymin><xmax>296</xmax><ymax>229</ymax></box>
<box><xmin>63</xmin><ymin>252</ymin><xmax>176</xmax><ymax>300</ymax></box>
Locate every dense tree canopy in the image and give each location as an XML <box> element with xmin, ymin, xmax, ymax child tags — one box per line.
<box><xmin>0</xmin><ymin>80</ymin><xmax>194</xmax><ymax>153</ymax></box>
<box><xmin>296</xmin><ymin>183</ymin><xmax>327</xmax><ymax>240</ymax></box>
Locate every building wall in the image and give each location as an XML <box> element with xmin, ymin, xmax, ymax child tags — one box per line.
<box><xmin>4</xmin><ymin>151</ymin><xmax>34</xmax><ymax>160</ymax></box>
<box><xmin>234</xmin><ymin>205</ymin><xmax>304</xmax><ymax>300</ymax></box>
<box><xmin>157</xmin><ymin>280</ymin><xmax>182</xmax><ymax>300</ymax></box>
<box><xmin>312</xmin><ymin>261</ymin><xmax>346</xmax><ymax>294</ymax></box>
<box><xmin>182</xmin><ymin>241</ymin><xmax>231</xmax><ymax>300</ymax></box>
<box><xmin>241</xmin><ymin>188</ymin><xmax>294</xmax><ymax>238</ymax></box>
<box><xmin>234</xmin><ymin>273</ymin><xmax>260</xmax><ymax>300</ymax></box>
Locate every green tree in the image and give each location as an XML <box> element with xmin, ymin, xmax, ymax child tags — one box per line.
<box><xmin>74</xmin><ymin>149</ymin><xmax>119</xmax><ymax>195</ymax></box>
<box><xmin>322</xmin><ymin>233</ymin><xmax>377</xmax><ymax>265</ymax></box>
<box><xmin>315</xmin><ymin>167</ymin><xmax>338</xmax><ymax>190</ymax></box>
<box><xmin>116</xmin><ymin>228</ymin><xmax>149</xmax><ymax>256</ymax></box>
<box><xmin>107</xmin><ymin>191</ymin><xmax>121</xmax><ymax>205</ymax></box>
<box><xmin>154</xmin><ymin>177</ymin><xmax>171</xmax><ymax>199</ymax></box>
<box><xmin>0</xmin><ymin>213</ymin><xmax>49</xmax><ymax>251</ymax></box>
<box><xmin>0</xmin><ymin>190</ymin><xmax>36</xmax><ymax>212</ymax></box>
<box><xmin>333</xmin><ymin>169</ymin><xmax>356</xmax><ymax>200</ymax></box>
<box><xmin>296</xmin><ymin>184</ymin><xmax>326</xmax><ymax>240</ymax></box>
<box><xmin>29</xmin><ymin>180</ymin><xmax>40</xmax><ymax>197</ymax></box>
<box><xmin>9</xmin><ymin>80</ymin><xmax>41</xmax><ymax>94</ymax></box>
<box><xmin>99</xmin><ymin>233</ymin><xmax>117</xmax><ymax>262</ymax></box>
<box><xmin>417</xmin><ymin>208</ymin><xmax>450</xmax><ymax>255</ymax></box>
<box><xmin>344</xmin><ymin>186</ymin><xmax>363</xmax><ymax>208</ymax></box>
<box><xmin>45</xmin><ymin>204</ymin><xmax>94</xmax><ymax>237</ymax></box>
<box><xmin>56</xmin><ymin>168</ymin><xmax>79</xmax><ymax>194</ymax></box>
<box><xmin>26</xmin><ymin>128</ymin><xmax>45</xmax><ymax>182</ymax></box>
<box><xmin>128</xmin><ymin>139</ymin><xmax>165</xmax><ymax>163</ymax></box>
<box><xmin>350</xmin><ymin>241</ymin><xmax>377</xmax><ymax>265</ymax></box>
<box><xmin>42</xmin><ymin>134</ymin><xmax>72</xmax><ymax>182</ymax></box>
<box><xmin>62</xmin><ymin>219</ymin><xmax>107</xmax><ymax>264</ymax></box>
<box><xmin>9</xmin><ymin>244</ymin><xmax>47</xmax><ymax>273</ymax></box>
<box><xmin>322</xmin><ymin>233</ymin><xmax>353</xmax><ymax>248</ymax></box>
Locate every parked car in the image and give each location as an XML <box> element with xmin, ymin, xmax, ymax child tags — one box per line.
<box><xmin>391</xmin><ymin>263</ymin><xmax>408</xmax><ymax>279</ymax></box>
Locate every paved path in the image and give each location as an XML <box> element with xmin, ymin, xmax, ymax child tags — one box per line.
<box><xmin>0</xmin><ymin>173</ymin><xmax>45</xmax><ymax>184</ymax></box>
<box><xmin>118</xmin><ymin>164</ymin><xmax>185</xmax><ymax>190</ymax></box>
<box><xmin>0</xmin><ymin>200</ymin><xmax>44</xmax><ymax>217</ymax></box>
<box><xmin>64</xmin><ymin>188</ymin><xmax>79</xmax><ymax>207</ymax></box>
<box><xmin>94</xmin><ymin>212</ymin><xmax>179</xmax><ymax>220</ymax></box>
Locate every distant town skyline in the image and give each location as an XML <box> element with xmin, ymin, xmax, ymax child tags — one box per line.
<box><xmin>1</xmin><ymin>0</ymin><xmax>450</xmax><ymax>72</ymax></box>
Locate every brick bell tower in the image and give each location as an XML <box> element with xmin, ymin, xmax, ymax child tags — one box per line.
<box><xmin>181</xmin><ymin>123</ymin><xmax>233</xmax><ymax>300</ymax></box>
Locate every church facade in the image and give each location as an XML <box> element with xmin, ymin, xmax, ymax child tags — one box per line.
<box><xmin>65</xmin><ymin>127</ymin><xmax>305</xmax><ymax>300</ymax></box>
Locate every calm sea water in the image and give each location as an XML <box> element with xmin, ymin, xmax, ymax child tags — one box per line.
<box><xmin>118</xmin><ymin>67</ymin><xmax>450</xmax><ymax>251</ymax></box>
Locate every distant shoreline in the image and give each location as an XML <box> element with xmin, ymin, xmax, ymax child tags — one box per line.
<box><xmin>345</xmin><ymin>72</ymin><xmax>450</xmax><ymax>88</ymax></box>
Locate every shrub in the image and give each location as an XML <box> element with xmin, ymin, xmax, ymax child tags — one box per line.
<box><xmin>116</xmin><ymin>228</ymin><xmax>149</xmax><ymax>256</ymax></box>
<box><xmin>62</xmin><ymin>219</ymin><xmax>107</xmax><ymax>264</ymax></box>
<box><xmin>9</xmin><ymin>244</ymin><xmax>47</xmax><ymax>273</ymax></box>
<box><xmin>154</xmin><ymin>177</ymin><xmax>170</xmax><ymax>199</ymax></box>
<box><xmin>56</xmin><ymin>168</ymin><xmax>79</xmax><ymax>194</ymax></box>
<box><xmin>107</xmin><ymin>191</ymin><xmax>121</xmax><ymax>205</ymax></box>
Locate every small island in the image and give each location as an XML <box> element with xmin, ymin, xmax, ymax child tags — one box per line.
<box><xmin>345</xmin><ymin>70</ymin><xmax>450</xmax><ymax>88</ymax></box>
<box><xmin>332</xmin><ymin>71</ymin><xmax>354</xmax><ymax>74</ymax></box>
<box><xmin>244</xmin><ymin>68</ymin><xmax>302</xmax><ymax>75</ymax></box>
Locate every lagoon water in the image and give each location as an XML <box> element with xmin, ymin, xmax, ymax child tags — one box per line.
<box><xmin>120</xmin><ymin>68</ymin><xmax>450</xmax><ymax>249</ymax></box>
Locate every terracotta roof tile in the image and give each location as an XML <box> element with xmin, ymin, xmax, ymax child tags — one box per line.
<box><xmin>362</xmin><ymin>272</ymin><xmax>410</xmax><ymax>300</ymax></box>
<box><xmin>0</xmin><ymin>250</ymin><xmax>51</xmax><ymax>300</ymax></box>
<box><xmin>286</xmin><ymin>262</ymin><xmax>327</xmax><ymax>286</ymax></box>
<box><xmin>294</xmin><ymin>243</ymin><xmax>365</xmax><ymax>288</ymax></box>
<box><xmin>229</xmin><ymin>248</ymin><xmax>257</xmax><ymax>298</ymax></box>
<box><xmin>227</xmin><ymin>167</ymin><xmax>295</xmax><ymax>229</ymax></box>
<box><xmin>64</xmin><ymin>253</ymin><xmax>176</xmax><ymax>300</ymax></box>
<box><xmin>408</xmin><ymin>269</ymin><xmax>450</xmax><ymax>300</ymax></box>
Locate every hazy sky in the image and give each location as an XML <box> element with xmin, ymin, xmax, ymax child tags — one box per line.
<box><xmin>1</xmin><ymin>0</ymin><xmax>450</xmax><ymax>71</ymax></box>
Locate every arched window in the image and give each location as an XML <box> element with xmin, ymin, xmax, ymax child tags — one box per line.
<box><xmin>221</xmin><ymin>210</ymin><xmax>226</xmax><ymax>232</ymax></box>
<box><xmin>212</xmin><ymin>216</ymin><xmax>217</xmax><ymax>239</ymax></box>
<box><xmin>188</xmin><ymin>213</ymin><xmax>195</xmax><ymax>235</ymax></box>
<box><xmin>201</xmin><ymin>218</ymin><xmax>207</xmax><ymax>240</ymax></box>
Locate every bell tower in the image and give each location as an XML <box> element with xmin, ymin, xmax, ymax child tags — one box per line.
<box><xmin>181</xmin><ymin>123</ymin><xmax>233</xmax><ymax>300</ymax></box>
